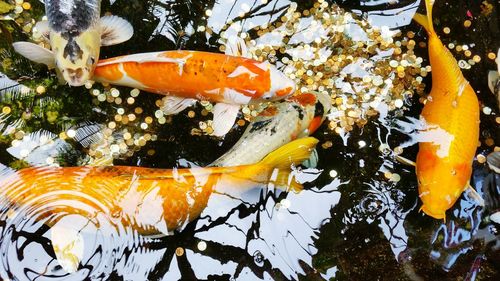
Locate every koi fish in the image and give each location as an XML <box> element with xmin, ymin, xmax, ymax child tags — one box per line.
<box><xmin>0</xmin><ymin>137</ymin><xmax>318</xmax><ymax>236</ymax></box>
<box><xmin>212</xmin><ymin>91</ymin><xmax>331</xmax><ymax>167</ymax></box>
<box><xmin>413</xmin><ymin>0</ymin><xmax>480</xmax><ymax>219</ymax></box>
<box><xmin>12</xmin><ymin>0</ymin><xmax>133</xmax><ymax>86</ymax></box>
<box><xmin>92</xmin><ymin>40</ymin><xmax>296</xmax><ymax>136</ymax></box>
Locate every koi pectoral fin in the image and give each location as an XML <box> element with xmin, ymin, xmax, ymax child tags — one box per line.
<box><xmin>12</xmin><ymin>42</ymin><xmax>56</xmax><ymax>69</ymax></box>
<box><xmin>212</xmin><ymin>103</ymin><xmax>240</xmax><ymax>137</ymax></box>
<box><xmin>395</xmin><ymin>155</ymin><xmax>416</xmax><ymax>167</ymax></box>
<box><xmin>160</xmin><ymin>96</ymin><xmax>197</xmax><ymax>115</ymax></box>
<box><xmin>467</xmin><ymin>183</ymin><xmax>485</xmax><ymax>207</ymax></box>
<box><xmin>50</xmin><ymin>215</ymin><xmax>86</xmax><ymax>273</ymax></box>
<box><xmin>302</xmin><ymin>148</ymin><xmax>319</xmax><ymax>168</ymax></box>
<box><xmin>100</xmin><ymin>15</ymin><xmax>134</xmax><ymax>46</ymax></box>
<box><xmin>225</xmin><ymin>36</ymin><xmax>249</xmax><ymax>58</ymax></box>
<box><xmin>273</xmin><ymin>171</ymin><xmax>303</xmax><ymax>193</ymax></box>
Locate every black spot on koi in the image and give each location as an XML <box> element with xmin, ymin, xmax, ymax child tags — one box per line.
<box><xmin>314</xmin><ymin>102</ymin><xmax>324</xmax><ymax>118</ymax></box>
<box><xmin>47</xmin><ymin>0</ymin><xmax>98</xmax><ymax>33</ymax></box>
<box><xmin>249</xmin><ymin>119</ymin><xmax>273</xmax><ymax>133</ymax></box>
<box><xmin>292</xmin><ymin>105</ymin><xmax>304</xmax><ymax>119</ymax></box>
<box><xmin>63</xmin><ymin>38</ymin><xmax>84</xmax><ymax>63</ymax></box>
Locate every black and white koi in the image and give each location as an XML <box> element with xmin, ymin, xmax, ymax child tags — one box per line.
<box><xmin>12</xmin><ymin>0</ymin><xmax>133</xmax><ymax>86</ymax></box>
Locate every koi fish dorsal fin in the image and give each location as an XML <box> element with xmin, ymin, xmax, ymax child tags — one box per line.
<box><xmin>413</xmin><ymin>0</ymin><xmax>436</xmax><ymax>35</ymax></box>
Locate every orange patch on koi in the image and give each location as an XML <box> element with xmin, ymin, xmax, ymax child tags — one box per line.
<box><xmin>308</xmin><ymin>116</ymin><xmax>323</xmax><ymax>134</ymax></box>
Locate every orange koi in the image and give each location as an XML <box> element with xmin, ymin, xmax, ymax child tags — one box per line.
<box><xmin>413</xmin><ymin>0</ymin><xmax>480</xmax><ymax>219</ymax></box>
<box><xmin>0</xmin><ymin>137</ymin><xmax>317</xmax><ymax>235</ymax></box>
<box><xmin>93</xmin><ymin>47</ymin><xmax>295</xmax><ymax>136</ymax></box>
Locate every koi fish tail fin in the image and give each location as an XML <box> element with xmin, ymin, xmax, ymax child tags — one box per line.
<box><xmin>413</xmin><ymin>13</ymin><xmax>431</xmax><ymax>33</ymax></box>
<box><xmin>259</xmin><ymin>137</ymin><xmax>319</xmax><ymax>192</ymax></box>
<box><xmin>259</xmin><ymin>137</ymin><xmax>319</xmax><ymax>169</ymax></box>
<box><xmin>413</xmin><ymin>0</ymin><xmax>436</xmax><ymax>35</ymax></box>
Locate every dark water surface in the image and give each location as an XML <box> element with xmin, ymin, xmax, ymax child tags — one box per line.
<box><xmin>0</xmin><ymin>0</ymin><xmax>499</xmax><ymax>280</ymax></box>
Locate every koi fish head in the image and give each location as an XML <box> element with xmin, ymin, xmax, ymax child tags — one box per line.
<box><xmin>289</xmin><ymin>91</ymin><xmax>332</xmax><ymax>136</ymax></box>
<box><xmin>260</xmin><ymin>66</ymin><xmax>296</xmax><ymax>102</ymax></box>
<box><xmin>417</xmin><ymin>155</ymin><xmax>471</xmax><ymax>220</ymax></box>
<box><xmin>308</xmin><ymin>91</ymin><xmax>332</xmax><ymax>134</ymax></box>
<box><xmin>51</xmin><ymin>29</ymin><xmax>101</xmax><ymax>86</ymax></box>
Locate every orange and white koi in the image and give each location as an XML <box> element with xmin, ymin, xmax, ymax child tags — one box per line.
<box><xmin>0</xmin><ymin>137</ymin><xmax>317</xmax><ymax>236</ymax></box>
<box><xmin>93</xmin><ymin>44</ymin><xmax>295</xmax><ymax>136</ymax></box>
<box><xmin>412</xmin><ymin>0</ymin><xmax>481</xmax><ymax>219</ymax></box>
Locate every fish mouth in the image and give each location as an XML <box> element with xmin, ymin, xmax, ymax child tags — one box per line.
<box><xmin>64</xmin><ymin>67</ymin><xmax>92</xmax><ymax>86</ymax></box>
<box><xmin>67</xmin><ymin>80</ymin><xmax>85</xmax><ymax>87</ymax></box>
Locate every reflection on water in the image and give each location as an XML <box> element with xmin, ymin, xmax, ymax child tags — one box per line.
<box><xmin>0</xmin><ymin>164</ymin><xmax>164</xmax><ymax>280</ymax></box>
<box><xmin>0</xmin><ymin>0</ymin><xmax>499</xmax><ymax>280</ymax></box>
<box><xmin>0</xmin><ymin>161</ymin><xmax>342</xmax><ymax>280</ymax></box>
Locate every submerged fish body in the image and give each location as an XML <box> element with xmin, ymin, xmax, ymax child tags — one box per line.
<box><xmin>413</xmin><ymin>0</ymin><xmax>480</xmax><ymax>219</ymax></box>
<box><xmin>93</xmin><ymin>49</ymin><xmax>296</xmax><ymax>136</ymax></box>
<box><xmin>212</xmin><ymin>91</ymin><xmax>331</xmax><ymax>167</ymax></box>
<box><xmin>0</xmin><ymin>137</ymin><xmax>318</xmax><ymax>235</ymax></box>
<box><xmin>12</xmin><ymin>0</ymin><xmax>133</xmax><ymax>86</ymax></box>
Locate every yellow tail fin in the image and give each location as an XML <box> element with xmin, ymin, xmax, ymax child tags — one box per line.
<box><xmin>260</xmin><ymin>137</ymin><xmax>319</xmax><ymax>192</ymax></box>
<box><xmin>259</xmin><ymin>137</ymin><xmax>319</xmax><ymax>169</ymax></box>
<box><xmin>413</xmin><ymin>0</ymin><xmax>436</xmax><ymax>34</ymax></box>
<box><xmin>236</xmin><ymin>137</ymin><xmax>319</xmax><ymax>193</ymax></box>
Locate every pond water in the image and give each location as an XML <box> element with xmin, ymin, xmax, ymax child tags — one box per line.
<box><xmin>0</xmin><ymin>0</ymin><xmax>499</xmax><ymax>280</ymax></box>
